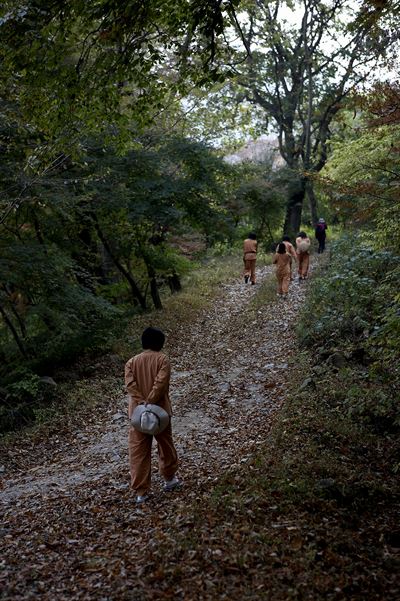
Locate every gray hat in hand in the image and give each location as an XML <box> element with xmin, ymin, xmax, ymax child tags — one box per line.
<box><xmin>131</xmin><ymin>404</ymin><xmax>170</xmax><ymax>435</ymax></box>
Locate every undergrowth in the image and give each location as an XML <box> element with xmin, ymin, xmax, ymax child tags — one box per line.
<box><xmin>297</xmin><ymin>235</ymin><xmax>400</xmax><ymax>433</ymax></box>
<box><xmin>134</xmin><ymin>235</ymin><xmax>400</xmax><ymax>600</ymax></box>
<box><xmin>0</xmin><ymin>252</ymin><xmax>242</xmax><ymax>439</ymax></box>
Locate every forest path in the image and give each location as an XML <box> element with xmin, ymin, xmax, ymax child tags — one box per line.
<box><xmin>1</xmin><ymin>262</ymin><xmax>312</xmax><ymax>599</ymax></box>
<box><xmin>1</xmin><ymin>264</ymin><xmax>306</xmax><ymax>505</ymax></box>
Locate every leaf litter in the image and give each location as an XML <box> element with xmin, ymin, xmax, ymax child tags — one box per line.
<box><xmin>2</xmin><ymin>260</ymin><xmax>397</xmax><ymax>600</ymax></box>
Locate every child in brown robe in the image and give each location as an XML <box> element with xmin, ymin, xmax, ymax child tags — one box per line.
<box><xmin>279</xmin><ymin>236</ymin><xmax>297</xmax><ymax>280</ymax></box>
<box><xmin>243</xmin><ymin>232</ymin><xmax>258</xmax><ymax>284</ymax></box>
<box><xmin>295</xmin><ymin>231</ymin><xmax>311</xmax><ymax>280</ymax></box>
<box><xmin>125</xmin><ymin>327</ymin><xmax>181</xmax><ymax>504</ymax></box>
<box><xmin>273</xmin><ymin>243</ymin><xmax>291</xmax><ymax>297</ymax></box>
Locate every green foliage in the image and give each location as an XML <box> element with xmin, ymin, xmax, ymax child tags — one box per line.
<box><xmin>0</xmin><ymin>121</ymin><xmax>246</xmax><ymax>425</ymax></box>
<box><xmin>186</xmin><ymin>0</ymin><xmax>397</xmax><ymax>232</ymax></box>
<box><xmin>298</xmin><ymin>235</ymin><xmax>400</xmax><ymax>430</ymax></box>
<box><xmin>0</xmin><ymin>367</ymin><xmax>56</xmax><ymax>431</ymax></box>
<box><xmin>322</xmin><ymin>123</ymin><xmax>400</xmax><ymax>251</ymax></box>
<box><xmin>0</xmin><ymin>0</ymin><xmax>236</xmax><ymax>151</ymax></box>
<box><xmin>3</xmin><ymin>369</ymin><xmax>42</xmax><ymax>403</ymax></box>
<box><xmin>0</xmin><ymin>235</ymin><xmax>123</xmax><ymax>362</ymax></box>
<box><xmin>235</xmin><ymin>176</ymin><xmax>285</xmax><ymax>245</ymax></box>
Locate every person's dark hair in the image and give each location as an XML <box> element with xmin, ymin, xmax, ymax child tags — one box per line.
<box><xmin>297</xmin><ymin>231</ymin><xmax>307</xmax><ymax>238</ymax></box>
<box><xmin>248</xmin><ymin>232</ymin><xmax>257</xmax><ymax>240</ymax></box>
<box><xmin>277</xmin><ymin>242</ymin><xmax>286</xmax><ymax>254</ymax></box>
<box><xmin>141</xmin><ymin>327</ymin><xmax>165</xmax><ymax>351</ymax></box>
<box><xmin>282</xmin><ymin>235</ymin><xmax>291</xmax><ymax>242</ymax></box>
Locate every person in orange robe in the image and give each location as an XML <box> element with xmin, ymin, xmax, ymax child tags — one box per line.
<box><xmin>273</xmin><ymin>243</ymin><xmax>291</xmax><ymax>297</ymax></box>
<box><xmin>279</xmin><ymin>236</ymin><xmax>297</xmax><ymax>280</ymax></box>
<box><xmin>243</xmin><ymin>232</ymin><xmax>258</xmax><ymax>284</ymax></box>
<box><xmin>295</xmin><ymin>231</ymin><xmax>311</xmax><ymax>280</ymax></box>
<box><xmin>125</xmin><ymin>327</ymin><xmax>180</xmax><ymax>504</ymax></box>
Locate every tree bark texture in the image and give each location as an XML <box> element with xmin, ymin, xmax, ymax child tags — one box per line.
<box><xmin>147</xmin><ymin>265</ymin><xmax>163</xmax><ymax>310</ymax></box>
<box><xmin>283</xmin><ymin>177</ymin><xmax>306</xmax><ymax>237</ymax></box>
<box><xmin>306</xmin><ymin>179</ymin><xmax>318</xmax><ymax>226</ymax></box>
<box><xmin>0</xmin><ymin>304</ymin><xmax>28</xmax><ymax>358</ymax></box>
<box><xmin>94</xmin><ymin>222</ymin><xmax>147</xmax><ymax>310</ymax></box>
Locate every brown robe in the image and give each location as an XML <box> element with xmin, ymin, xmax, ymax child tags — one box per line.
<box><xmin>273</xmin><ymin>252</ymin><xmax>291</xmax><ymax>294</ymax></box>
<box><xmin>125</xmin><ymin>350</ymin><xmax>172</xmax><ymax>417</ymax></box>
<box><xmin>243</xmin><ymin>238</ymin><xmax>257</xmax><ymax>283</ymax></box>
<box><xmin>295</xmin><ymin>236</ymin><xmax>311</xmax><ymax>278</ymax></box>
<box><xmin>276</xmin><ymin>241</ymin><xmax>297</xmax><ymax>278</ymax></box>
<box><xmin>125</xmin><ymin>350</ymin><xmax>178</xmax><ymax>495</ymax></box>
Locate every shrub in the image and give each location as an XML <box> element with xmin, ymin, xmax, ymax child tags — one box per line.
<box><xmin>298</xmin><ymin>235</ymin><xmax>400</xmax><ymax>431</ymax></box>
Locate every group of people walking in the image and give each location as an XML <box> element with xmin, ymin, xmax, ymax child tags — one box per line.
<box><xmin>243</xmin><ymin>218</ymin><xmax>327</xmax><ymax>297</ymax></box>
<box><xmin>125</xmin><ymin>219</ymin><xmax>328</xmax><ymax>504</ymax></box>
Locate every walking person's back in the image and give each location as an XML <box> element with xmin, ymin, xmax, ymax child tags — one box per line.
<box><xmin>295</xmin><ymin>231</ymin><xmax>311</xmax><ymax>280</ymax></box>
<box><xmin>243</xmin><ymin>232</ymin><xmax>258</xmax><ymax>285</ymax></box>
<box><xmin>279</xmin><ymin>236</ymin><xmax>297</xmax><ymax>280</ymax></box>
<box><xmin>273</xmin><ymin>242</ymin><xmax>291</xmax><ymax>297</ymax></box>
<box><xmin>125</xmin><ymin>327</ymin><xmax>181</xmax><ymax>504</ymax></box>
<box><xmin>315</xmin><ymin>218</ymin><xmax>328</xmax><ymax>253</ymax></box>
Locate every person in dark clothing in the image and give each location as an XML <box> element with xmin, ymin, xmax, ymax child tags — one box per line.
<box><xmin>315</xmin><ymin>218</ymin><xmax>328</xmax><ymax>253</ymax></box>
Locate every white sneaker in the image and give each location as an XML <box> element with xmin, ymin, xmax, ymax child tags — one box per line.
<box><xmin>136</xmin><ymin>494</ymin><xmax>149</xmax><ymax>504</ymax></box>
<box><xmin>164</xmin><ymin>476</ymin><xmax>182</xmax><ymax>492</ymax></box>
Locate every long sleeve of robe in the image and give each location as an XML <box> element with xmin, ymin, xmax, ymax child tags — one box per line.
<box><xmin>273</xmin><ymin>253</ymin><xmax>291</xmax><ymax>274</ymax></box>
<box><xmin>125</xmin><ymin>350</ymin><xmax>172</xmax><ymax>418</ymax></box>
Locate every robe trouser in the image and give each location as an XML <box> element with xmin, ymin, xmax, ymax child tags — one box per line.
<box><xmin>128</xmin><ymin>422</ymin><xmax>178</xmax><ymax>495</ymax></box>
<box><xmin>276</xmin><ymin>270</ymin><xmax>290</xmax><ymax>294</ymax></box>
<box><xmin>243</xmin><ymin>259</ymin><xmax>256</xmax><ymax>283</ymax></box>
<box><xmin>297</xmin><ymin>253</ymin><xmax>309</xmax><ymax>278</ymax></box>
<box><xmin>289</xmin><ymin>257</ymin><xmax>295</xmax><ymax>279</ymax></box>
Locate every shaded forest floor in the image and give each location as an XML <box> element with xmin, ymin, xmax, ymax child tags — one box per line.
<box><xmin>1</xmin><ymin>259</ymin><xmax>399</xmax><ymax>600</ymax></box>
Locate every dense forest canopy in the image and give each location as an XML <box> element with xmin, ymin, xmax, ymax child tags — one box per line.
<box><xmin>0</xmin><ymin>0</ymin><xmax>399</xmax><ymax>431</ymax></box>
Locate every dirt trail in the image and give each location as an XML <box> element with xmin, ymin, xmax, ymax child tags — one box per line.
<box><xmin>0</xmin><ymin>267</ymin><xmax>314</xmax><ymax>601</ymax></box>
<box><xmin>0</xmin><ymin>267</ymin><xmax>305</xmax><ymax>511</ymax></box>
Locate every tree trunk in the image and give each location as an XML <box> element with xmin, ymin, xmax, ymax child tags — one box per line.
<box><xmin>168</xmin><ymin>273</ymin><xmax>182</xmax><ymax>294</ymax></box>
<box><xmin>1</xmin><ymin>286</ymin><xmax>27</xmax><ymax>339</ymax></box>
<box><xmin>0</xmin><ymin>304</ymin><xmax>28</xmax><ymax>358</ymax></box>
<box><xmin>283</xmin><ymin>177</ymin><xmax>306</xmax><ymax>238</ymax></box>
<box><xmin>150</xmin><ymin>277</ymin><xmax>162</xmax><ymax>310</ymax></box>
<box><xmin>9</xmin><ymin>304</ymin><xmax>27</xmax><ymax>339</ymax></box>
<box><xmin>306</xmin><ymin>179</ymin><xmax>318</xmax><ymax>226</ymax></box>
<box><xmin>147</xmin><ymin>265</ymin><xmax>163</xmax><ymax>310</ymax></box>
<box><xmin>94</xmin><ymin>223</ymin><xmax>147</xmax><ymax>310</ymax></box>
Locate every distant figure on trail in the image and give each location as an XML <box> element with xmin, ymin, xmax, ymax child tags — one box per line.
<box><xmin>295</xmin><ymin>231</ymin><xmax>311</xmax><ymax>281</ymax></box>
<box><xmin>273</xmin><ymin>242</ymin><xmax>291</xmax><ymax>297</ymax></box>
<box><xmin>278</xmin><ymin>235</ymin><xmax>297</xmax><ymax>280</ymax></box>
<box><xmin>125</xmin><ymin>327</ymin><xmax>181</xmax><ymax>504</ymax></box>
<box><xmin>315</xmin><ymin>217</ymin><xmax>328</xmax><ymax>254</ymax></box>
<box><xmin>243</xmin><ymin>232</ymin><xmax>258</xmax><ymax>285</ymax></box>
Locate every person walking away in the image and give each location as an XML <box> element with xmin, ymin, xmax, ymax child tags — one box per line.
<box><xmin>125</xmin><ymin>327</ymin><xmax>181</xmax><ymax>504</ymax></box>
<box><xmin>243</xmin><ymin>232</ymin><xmax>258</xmax><ymax>285</ymax></box>
<box><xmin>273</xmin><ymin>242</ymin><xmax>291</xmax><ymax>297</ymax></box>
<box><xmin>295</xmin><ymin>231</ymin><xmax>311</xmax><ymax>280</ymax></box>
<box><xmin>315</xmin><ymin>218</ymin><xmax>328</xmax><ymax>253</ymax></box>
<box><xmin>280</xmin><ymin>235</ymin><xmax>297</xmax><ymax>280</ymax></box>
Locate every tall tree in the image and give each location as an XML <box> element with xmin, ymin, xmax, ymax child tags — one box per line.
<box><xmin>224</xmin><ymin>0</ymin><xmax>392</xmax><ymax>235</ymax></box>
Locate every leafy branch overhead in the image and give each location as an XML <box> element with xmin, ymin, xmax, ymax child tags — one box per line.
<box><xmin>0</xmin><ymin>0</ymin><xmax>240</xmax><ymax>143</ymax></box>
